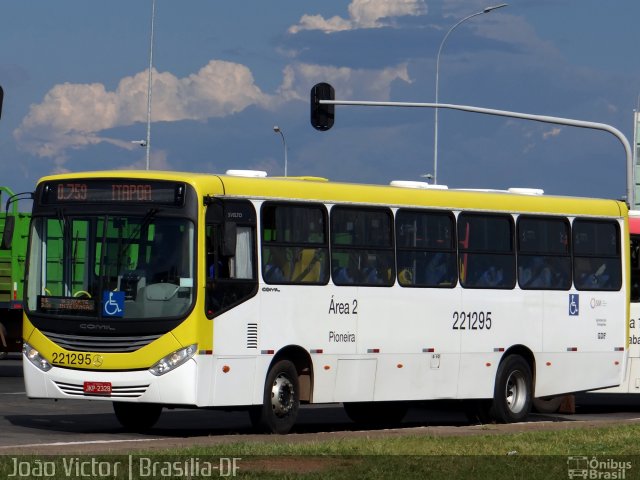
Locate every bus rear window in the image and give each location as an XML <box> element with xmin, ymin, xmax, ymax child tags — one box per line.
<box><xmin>573</xmin><ymin>219</ymin><xmax>621</xmax><ymax>291</ymax></box>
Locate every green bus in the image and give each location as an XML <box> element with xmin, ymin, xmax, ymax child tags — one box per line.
<box><xmin>0</xmin><ymin>187</ymin><xmax>30</xmax><ymax>358</ymax></box>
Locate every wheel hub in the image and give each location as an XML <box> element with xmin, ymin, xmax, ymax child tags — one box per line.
<box><xmin>270</xmin><ymin>373</ymin><xmax>295</xmax><ymax>417</ymax></box>
<box><xmin>505</xmin><ymin>369</ymin><xmax>527</xmax><ymax>413</ymax></box>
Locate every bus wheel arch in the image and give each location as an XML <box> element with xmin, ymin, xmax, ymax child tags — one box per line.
<box><xmin>270</xmin><ymin>345</ymin><xmax>314</xmax><ymax>402</ymax></box>
<box><xmin>250</xmin><ymin>345</ymin><xmax>313</xmax><ymax>434</ymax></box>
<box><xmin>491</xmin><ymin>347</ymin><xmax>534</xmax><ymax>423</ymax></box>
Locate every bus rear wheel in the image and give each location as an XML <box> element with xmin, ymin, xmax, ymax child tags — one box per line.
<box><xmin>249</xmin><ymin>360</ymin><xmax>299</xmax><ymax>434</ymax></box>
<box><xmin>490</xmin><ymin>355</ymin><xmax>532</xmax><ymax>423</ymax></box>
<box><xmin>113</xmin><ymin>402</ymin><xmax>162</xmax><ymax>431</ymax></box>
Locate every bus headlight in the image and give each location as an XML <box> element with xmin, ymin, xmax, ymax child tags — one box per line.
<box><xmin>23</xmin><ymin>342</ymin><xmax>52</xmax><ymax>372</ymax></box>
<box><xmin>149</xmin><ymin>344</ymin><xmax>197</xmax><ymax>376</ymax></box>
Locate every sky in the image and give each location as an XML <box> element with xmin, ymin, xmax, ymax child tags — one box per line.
<box><xmin>1</xmin><ymin>0</ymin><xmax>639</xmax><ymax>203</ymax></box>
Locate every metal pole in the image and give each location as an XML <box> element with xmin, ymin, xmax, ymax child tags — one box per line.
<box><xmin>145</xmin><ymin>0</ymin><xmax>156</xmax><ymax>170</ymax></box>
<box><xmin>321</xmin><ymin>98</ymin><xmax>634</xmax><ymax>206</ymax></box>
<box><xmin>433</xmin><ymin>4</ymin><xmax>508</xmax><ymax>184</ymax></box>
<box><xmin>633</xmin><ymin>110</ymin><xmax>639</xmax><ymax>208</ymax></box>
<box><xmin>273</xmin><ymin>126</ymin><xmax>288</xmax><ymax>177</ymax></box>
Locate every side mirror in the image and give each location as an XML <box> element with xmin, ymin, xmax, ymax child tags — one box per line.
<box><xmin>1</xmin><ymin>215</ymin><xmax>14</xmax><ymax>249</ymax></box>
<box><xmin>310</xmin><ymin>82</ymin><xmax>335</xmax><ymax>131</ymax></box>
<box><xmin>222</xmin><ymin>222</ymin><xmax>237</xmax><ymax>257</ymax></box>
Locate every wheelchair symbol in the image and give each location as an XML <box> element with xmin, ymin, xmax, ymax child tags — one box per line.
<box><xmin>569</xmin><ymin>294</ymin><xmax>579</xmax><ymax>316</ymax></box>
<box><xmin>103</xmin><ymin>291</ymin><xmax>124</xmax><ymax>317</ymax></box>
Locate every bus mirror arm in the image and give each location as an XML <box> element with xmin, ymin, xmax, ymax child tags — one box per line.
<box><xmin>222</xmin><ymin>222</ymin><xmax>237</xmax><ymax>257</ymax></box>
<box><xmin>1</xmin><ymin>191</ymin><xmax>33</xmax><ymax>250</ymax></box>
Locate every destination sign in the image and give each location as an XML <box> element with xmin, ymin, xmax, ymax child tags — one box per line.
<box><xmin>38</xmin><ymin>296</ymin><xmax>96</xmax><ymax>314</ymax></box>
<box><xmin>41</xmin><ymin>180</ymin><xmax>185</xmax><ymax>206</ymax></box>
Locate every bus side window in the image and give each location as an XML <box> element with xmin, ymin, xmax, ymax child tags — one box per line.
<box><xmin>517</xmin><ymin>216</ymin><xmax>571</xmax><ymax>290</ymax></box>
<box><xmin>395</xmin><ymin>209</ymin><xmax>456</xmax><ymax>288</ymax></box>
<box><xmin>573</xmin><ymin>219</ymin><xmax>621</xmax><ymax>291</ymax></box>
<box><xmin>261</xmin><ymin>202</ymin><xmax>329</xmax><ymax>285</ymax></box>
<box><xmin>458</xmin><ymin>213</ymin><xmax>515</xmax><ymax>290</ymax></box>
<box><xmin>331</xmin><ymin>206</ymin><xmax>394</xmax><ymax>287</ymax></box>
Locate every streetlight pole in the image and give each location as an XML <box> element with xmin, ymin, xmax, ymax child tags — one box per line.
<box><xmin>273</xmin><ymin>126</ymin><xmax>288</xmax><ymax>177</ymax></box>
<box><xmin>433</xmin><ymin>3</ymin><xmax>507</xmax><ymax>184</ymax></box>
<box><xmin>145</xmin><ymin>0</ymin><xmax>157</xmax><ymax>170</ymax></box>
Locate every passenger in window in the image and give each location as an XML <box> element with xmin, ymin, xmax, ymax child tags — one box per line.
<box><xmin>529</xmin><ymin>267</ymin><xmax>552</xmax><ymax>288</ymax></box>
<box><xmin>264</xmin><ymin>248</ymin><xmax>287</xmax><ymax>283</ymax></box>
<box><xmin>523</xmin><ymin>256</ymin><xmax>550</xmax><ymax>288</ymax></box>
<box><xmin>548</xmin><ymin>257</ymin><xmax>570</xmax><ymax>289</ymax></box>
<box><xmin>398</xmin><ymin>268</ymin><xmax>414</xmax><ymax>285</ymax></box>
<box><xmin>333</xmin><ymin>252</ymin><xmax>359</xmax><ymax>284</ymax></box>
<box><xmin>575</xmin><ymin>258</ymin><xmax>610</xmax><ymax>289</ymax></box>
<box><xmin>362</xmin><ymin>256</ymin><xmax>379</xmax><ymax>284</ymax></box>
<box><xmin>425</xmin><ymin>252</ymin><xmax>453</xmax><ymax>286</ymax></box>
<box><xmin>477</xmin><ymin>265</ymin><xmax>504</xmax><ymax>288</ymax></box>
<box><xmin>363</xmin><ymin>255</ymin><xmax>393</xmax><ymax>285</ymax></box>
<box><xmin>334</xmin><ymin>265</ymin><xmax>355</xmax><ymax>284</ymax></box>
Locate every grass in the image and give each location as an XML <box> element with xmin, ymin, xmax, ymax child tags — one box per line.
<box><xmin>3</xmin><ymin>423</ymin><xmax>638</xmax><ymax>479</ymax></box>
<box><xmin>169</xmin><ymin>422</ymin><xmax>640</xmax><ymax>455</ymax></box>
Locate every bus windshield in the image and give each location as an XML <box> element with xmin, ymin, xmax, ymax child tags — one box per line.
<box><xmin>25</xmin><ymin>212</ymin><xmax>195</xmax><ymax>320</ymax></box>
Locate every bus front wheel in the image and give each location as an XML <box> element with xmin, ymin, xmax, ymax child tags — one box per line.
<box><xmin>249</xmin><ymin>360</ymin><xmax>299</xmax><ymax>434</ymax></box>
<box><xmin>490</xmin><ymin>355</ymin><xmax>533</xmax><ymax>423</ymax></box>
<box><xmin>113</xmin><ymin>402</ymin><xmax>162</xmax><ymax>431</ymax></box>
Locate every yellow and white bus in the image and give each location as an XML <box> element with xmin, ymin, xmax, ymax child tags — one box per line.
<box><xmin>21</xmin><ymin>170</ymin><xmax>628</xmax><ymax>433</ymax></box>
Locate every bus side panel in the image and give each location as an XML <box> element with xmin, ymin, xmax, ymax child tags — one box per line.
<box><xmin>210</xmin><ymin>299</ymin><xmax>261</xmax><ymax>406</ymax></box>
<box><xmin>534</xmin><ymin>353</ymin><xmax>623</xmax><ymax>396</ymax></box>
<box><xmin>537</xmin><ymin>290</ymin><xmax>626</xmax><ymax>396</ymax></box>
<box><xmin>457</xmin><ymin>289</ymin><xmax>541</xmax><ymax>399</ymax></box>
<box><xmin>259</xmin><ymin>284</ymin><xmax>360</xmax><ymax>404</ymax></box>
<box><xmin>364</xmin><ymin>287</ymin><xmax>461</xmax><ymax>401</ymax></box>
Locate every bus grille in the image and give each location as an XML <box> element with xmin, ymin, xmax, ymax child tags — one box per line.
<box><xmin>246</xmin><ymin>323</ymin><xmax>258</xmax><ymax>349</ymax></box>
<box><xmin>43</xmin><ymin>331</ymin><xmax>162</xmax><ymax>353</ymax></box>
<box><xmin>54</xmin><ymin>381</ymin><xmax>149</xmax><ymax>398</ymax></box>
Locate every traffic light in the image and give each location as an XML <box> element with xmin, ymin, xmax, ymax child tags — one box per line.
<box><xmin>310</xmin><ymin>83</ymin><xmax>335</xmax><ymax>131</ymax></box>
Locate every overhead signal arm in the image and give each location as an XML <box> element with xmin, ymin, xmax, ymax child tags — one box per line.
<box><xmin>310</xmin><ymin>83</ymin><xmax>634</xmax><ymax>206</ymax></box>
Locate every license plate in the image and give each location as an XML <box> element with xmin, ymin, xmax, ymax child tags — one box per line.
<box><xmin>83</xmin><ymin>381</ymin><xmax>112</xmax><ymax>395</ymax></box>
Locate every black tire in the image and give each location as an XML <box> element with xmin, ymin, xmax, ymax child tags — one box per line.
<box><xmin>532</xmin><ymin>395</ymin><xmax>564</xmax><ymax>414</ymax></box>
<box><xmin>113</xmin><ymin>402</ymin><xmax>162</xmax><ymax>431</ymax></box>
<box><xmin>343</xmin><ymin>401</ymin><xmax>408</xmax><ymax>425</ymax></box>
<box><xmin>250</xmin><ymin>360</ymin><xmax>299</xmax><ymax>434</ymax></box>
<box><xmin>490</xmin><ymin>355</ymin><xmax>533</xmax><ymax>423</ymax></box>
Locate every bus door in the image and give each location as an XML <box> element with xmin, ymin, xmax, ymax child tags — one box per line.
<box><xmin>204</xmin><ymin>199</ymin><xmax>258</xmax><ymax>322</ymax></box>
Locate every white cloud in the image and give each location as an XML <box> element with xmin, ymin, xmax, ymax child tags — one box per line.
<box><xmin>14</xmin><ymin>59</ymin><xmax>410</xmax><ymax>165</ymax></box>
<box><xmin>543</xmin><ymin>127</ymin><xmax>562</xmax><ymax>140</ymax></box>
<box><xmin>14</xmin><ymin>60</ymin><xmax>273</xmax><ymax>161</ymax></box>
<box><xmin>278</xmin><ymin>62</ymin><xmax>412</xmax><ymax>102</ymax></box>
<box><xmin>289</xmin><ymin>0</ymin><xmax>427</xmax><ymax>34</ymax></box>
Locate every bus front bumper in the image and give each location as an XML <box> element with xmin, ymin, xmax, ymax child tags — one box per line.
<box><xmin>22</xmin><ymin>355</ymin><xmax>199</xmax><ymax>406</ymax></box>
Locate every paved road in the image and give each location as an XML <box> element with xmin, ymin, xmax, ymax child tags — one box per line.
<box><xmin>2</xmin><ymin>353</ymin><xmax>640</xmax><ymax>454</ymax></box>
